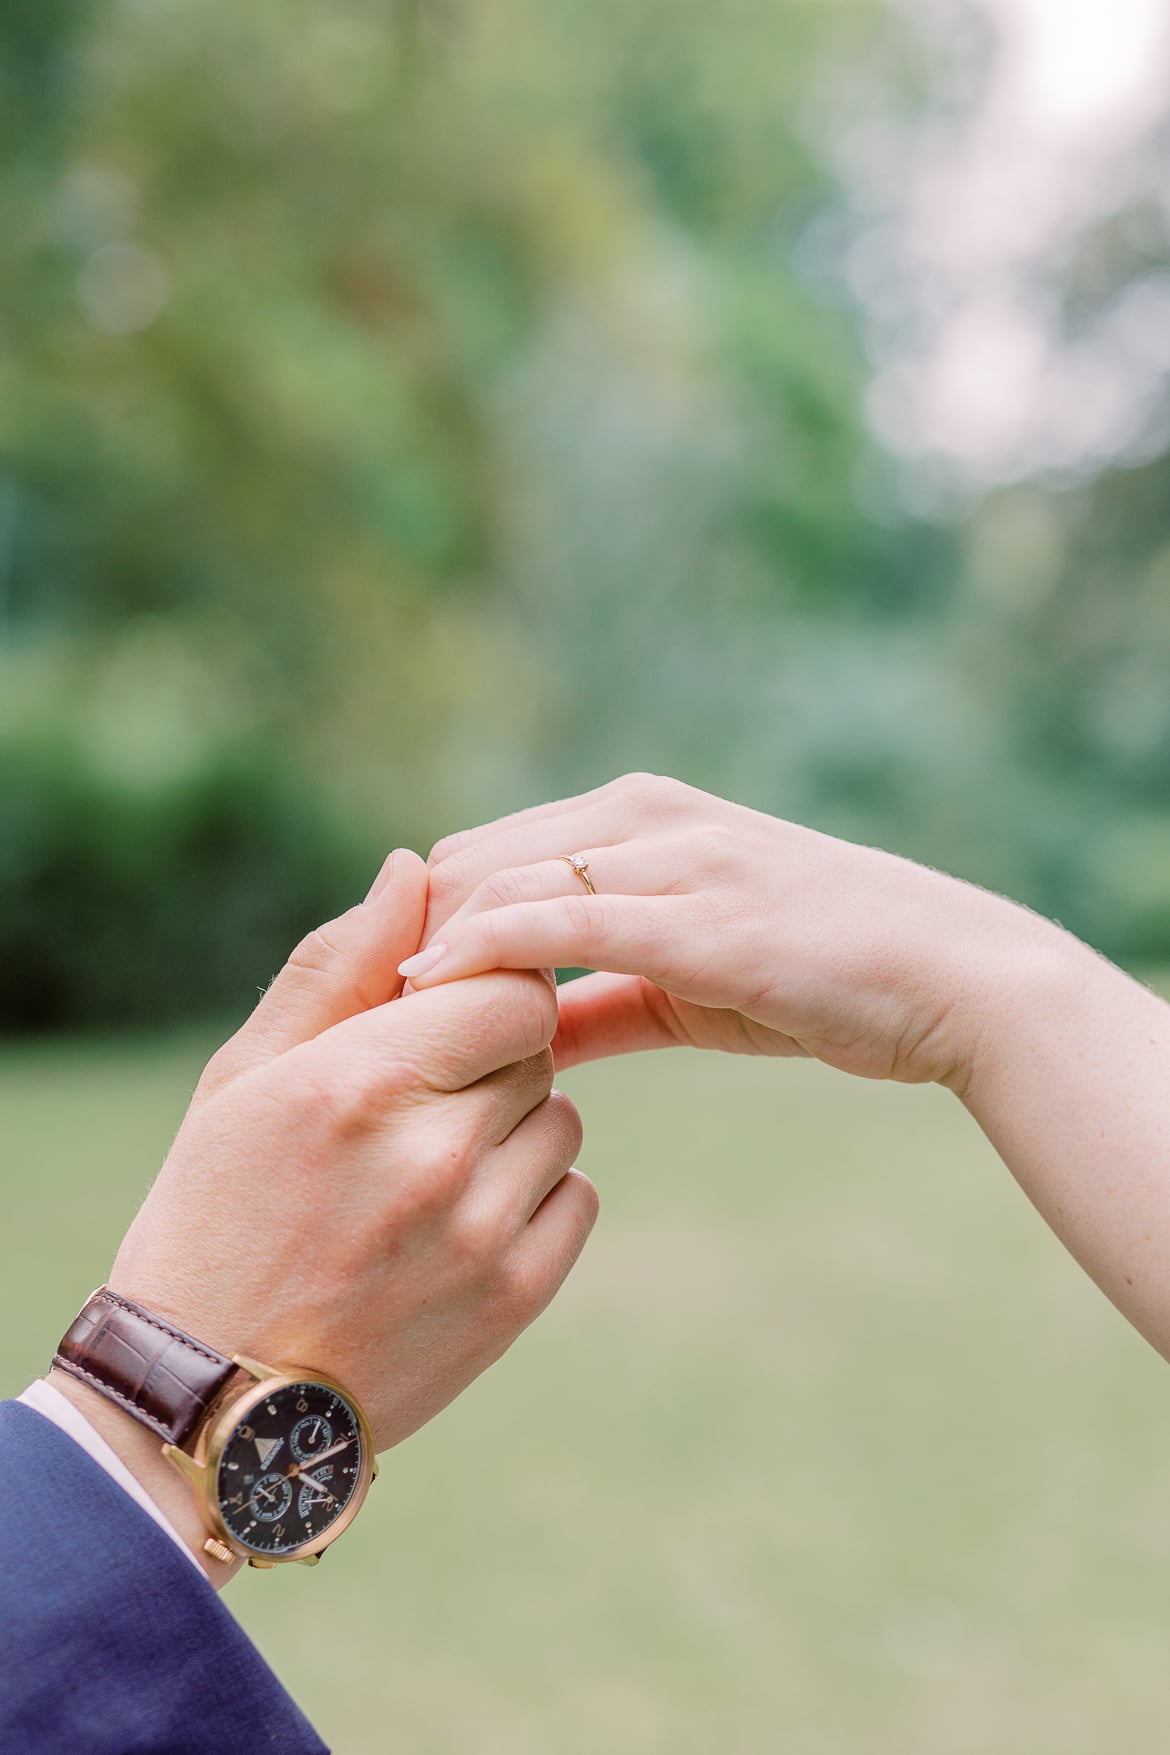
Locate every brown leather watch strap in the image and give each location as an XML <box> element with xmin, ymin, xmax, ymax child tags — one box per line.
<box><xmin>54</xmin><ymin>1287</ymin><xmax>238</xmax><ymax>1449</ymax></box>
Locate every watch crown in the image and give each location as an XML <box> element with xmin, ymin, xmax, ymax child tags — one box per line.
<box><xmin>202</xmin><ymin>1537</ymin><xmax>235</xmax><ymax>1565</ymax></box>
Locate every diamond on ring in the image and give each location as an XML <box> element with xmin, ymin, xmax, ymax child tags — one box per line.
<box><xmin>558</xmin><ymin>853</ymin><xmax>597</xmax><ymax>895</ymax></box>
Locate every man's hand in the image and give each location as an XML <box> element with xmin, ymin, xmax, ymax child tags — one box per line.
<box><xmin>52</xmin><ymin>848</ymin><xmax>597</xmax><ymax>1580</ymax></box>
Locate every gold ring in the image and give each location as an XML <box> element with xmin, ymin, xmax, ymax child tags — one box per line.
<box><xmin>558</xmin><ymin>853</ymin><xmax>596</xmax><ymax>895</ymax></box>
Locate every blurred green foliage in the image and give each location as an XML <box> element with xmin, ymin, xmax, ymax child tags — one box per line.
<box><xmin>1</xmin><ymin>0</ymin><xmax>1167</xmax><ymax>1030</ymax></box>
<box><xmin>0</xmin><ymin>732</ymin><xmax>356</xmax><ymax>1028</ymax></box>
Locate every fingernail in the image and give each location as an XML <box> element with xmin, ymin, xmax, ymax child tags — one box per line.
<box><xmin>398</xmin><ymin>942</ymin><xmax>446</xmax><ymax>979</ymax></box>
<box><xmin>365</xmin><ymin>849</ymin><xmax>402</xmax><ymax>903</ymax></box>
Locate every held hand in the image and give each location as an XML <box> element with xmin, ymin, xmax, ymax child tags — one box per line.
<box><xmin>79</xmin><ymin>848</ymin><xmax>596</xmax><ymax>1460</ymax></box>
<box><xmin>412</xmin><ymin>777</ymin><xmax>1170</xmax><ymax>1469</ymax></box>
<box><xmin>409</xmin><ymin>773</ymin><xmax>1057</xmax><ymax>1091</ymax></box>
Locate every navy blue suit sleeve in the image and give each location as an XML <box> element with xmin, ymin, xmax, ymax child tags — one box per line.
<box><xmin>0</xmin><ymin>1401</ymin><xmax>329</xmax><ymax>1755</ymax></box>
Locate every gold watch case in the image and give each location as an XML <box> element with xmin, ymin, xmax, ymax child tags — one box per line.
<box><xmin>163</xmin><ymin>1354</ymin><xmax>378</xmax><ymax>1570</ymax></box>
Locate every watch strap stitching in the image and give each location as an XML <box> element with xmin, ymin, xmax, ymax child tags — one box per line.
<box><xmin>51</xmin><ymin>1354</ymin><xmax>175</xmax><ymax>1444</ymax></box>
<box><xmin>87</xmin><ymin>1287</ymin><xmax>231</xmax><ymax>1365</ymax></box>
<box><xmin>53</xmin><ymin>1286</ymin><xmax>238</xmax><ymax>1449</ymax></box>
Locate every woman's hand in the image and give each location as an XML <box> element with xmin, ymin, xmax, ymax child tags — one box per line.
<box><xmin>413</xmin><ymin>773</ymin><xmax>1170</xmax><ymax>1387</ymax></box>
<box><xmin>405</xmin><ymin>773</ymin><xmax>1054</xmax><ymax>1092</ymax></box>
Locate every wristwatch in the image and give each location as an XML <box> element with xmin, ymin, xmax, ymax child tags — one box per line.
<box><xmin>53</xmin><ymin>1286</ymin><xmax>377</xmax><ymax>1569</ymax></box>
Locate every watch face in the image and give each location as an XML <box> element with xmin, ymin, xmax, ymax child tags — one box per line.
<box><xmin>215</xmin><ymin>1381</ymin><xmax>365</xmax><ymax>1558</ymax></box>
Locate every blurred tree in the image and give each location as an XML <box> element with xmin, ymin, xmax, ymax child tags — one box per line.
<box><xmin>0</xmin><ymin>0</ymin><xmax>1165</xmax><ymax>1030</ymax></box>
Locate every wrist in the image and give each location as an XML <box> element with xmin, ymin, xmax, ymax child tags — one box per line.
<box><xmin>47</xmin><ymin>1367</ymin><xmax>243</xmax><ymax>1589</ymax></box>
<box><xmin>875</xmin><ymin>873</ymin><xmax>1076</xmax><ymax>1099</ymax></box>
<box><xmin>949</xmin><ymin>899</ymin><xmax>1096</xmax><ymax>1106</ymax></box>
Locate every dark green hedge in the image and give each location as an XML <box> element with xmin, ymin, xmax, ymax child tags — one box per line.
<box><xmin>0</xmin><ymin>746</ymin><xmax>369</xmax><ymax>1033</ymax></box>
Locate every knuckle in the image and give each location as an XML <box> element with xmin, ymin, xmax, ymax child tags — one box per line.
<box><xmin>506</xmin><ymin>1174</ymin><xmax>600</xmax><ymax>1324</ymax></box>
<box><xmin>547</xmin><ymin>1172</ymin><xmax>601</xmax><ymax>1269</ymax></box>
<box><xmin>197</xmin><ymin>1039</ymin><xmax>242</xmax><ymax>1095</ymax></box>
<box><xmin>477</xmin><ymin>865</ymin><xmax>535</xmax><ymax>911</ymax></box>
<box><xmin>488</xmin><ymin>972</ymin><xmax>558</xmax><ymax>1060</ymax></box>
<box><xmin>425</xmin><ymin>852</ymin><xmax>471</xmax><ymax>909</ymax></box>
<box><xmin>372</xmin><ymin>1055</ymin><xmax>416</xmax><ymax>1103</ymax></box>
<box><xmin>612</xmin><ymin>769</ymin><xmax>658</xmax><ymax>797</ymax></box>
<box><xmin>676</xmin><ymin>825</ymin><xmax>734</xmax><ymax>886</ymax></box>
<box><xmin>612</xmin><ymin>770</ymin><xmax>685</xmax><ymax>812</ymax></box>
<box><xmin>447</xmin><ymin>1200</ymin><xmax>510</xmax><ymax>1275</ymax></box>
<box><xmin>643</xmin><ymin>773</ymin><xmax>692</xmax><ymax>818</ymax></box>
<box><xmin>283</xmin><ymin>1064</ymin><xmax>342</xmax><ymax>1132</ymax></box>
<box><xmin>493</xmin><ymin>1047</ymin><xmax>555</xmax><ymax>1114</ymax></box>
<box><xmin>427</xmin><ymin>830</ymin><xmax>467</xmax><ymax>869</ymax></box>
<box><xmin>316</xmin><ymin>1073</ymin><xmax>383</xmax><ymax>1141</ymax></box>
<box><xmin>408</xmin><ymin>1134</ymin><xmax>475</xmax><ymax>1209</ymax></box>
<box><xmin>563</xmin><ymin>892</ymin><xmax>604</xmax><ymax>967</ymax></box>
<box><xmin>301</xmin><ymin>1053</ymin><xmax>407</xmax><ymax>1142</ymax></box>
<box><xmin>568</xmin><ymin>1169</ymin><xmax>601</xmax><ymax>1235</ymax></box>
<box><xmin>493</xmin><ymin>1255</ymin><xmax>546</xmax><ymax>1326</ymax></box>
<box><xmin>544</xmin><ymin>1088</ymin><xmax>584</xmax><ymax>1163</ymax></box>
<box><xmin>523</xmin><ymin>1046</ymin><xmax>557</xmax><ymax>1100</ymax></box>
<box><xmin>475</xmin><ymin>907</ymin><xmax>510</xmax><ymax>962</ymax></box>
<box><xmin>527</xmin><ymin>976</ymin><xmax>561</xmax><ymax>1054</ymax></box>
<box><xmin>287</xmin><ymin>918</ymin><xmax>351</xmax><ymax>976</ymax></box>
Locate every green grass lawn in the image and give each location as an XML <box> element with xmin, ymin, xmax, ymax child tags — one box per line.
<box><xmin>4</xmin><ymin>1028</ymin><xmax>1170</xmax><ymax>1753</ymax></box>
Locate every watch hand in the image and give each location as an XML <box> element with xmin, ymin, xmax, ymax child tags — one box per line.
<box><xmin>307</xmin><ymin>1437</ymin><xmax>352</xmax><ymax>1466</ymax></box>
<box><xmin>299</xmin><ymin>1472</ymin><xmax>335</xmax><ymax>1500</ymax></box>
<box><xmin>289</xmin><ymin>1437</ymin><xmax>352</xmax><ymax>1473</ymax></box>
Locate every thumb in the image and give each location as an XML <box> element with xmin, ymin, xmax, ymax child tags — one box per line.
<box><xmin>214</xmin><ymin>848</ymin><xmax>430</xmax><ymax>1079</ymax></box>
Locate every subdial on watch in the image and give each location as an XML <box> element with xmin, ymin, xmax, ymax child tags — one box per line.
<box><xmin>298</xmin><ymin>1470</ymin><xmax>336</xmax><ymax>1521</ymax></box>
<box><xmin>290</xmin><ymin>1414</ymin><xmax>334</xmax><ymax>1462</ymax></box>
<box><xmin>249</xmin><ymin>1471</ymin><xmax>293</xmax><ymax>1522</ymax></box>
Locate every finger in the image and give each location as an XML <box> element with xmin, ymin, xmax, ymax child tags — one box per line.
<box><xmin>320</xmin><ymin>966</ymin><xmax>560</xmax><ymax>1093</ymax></box>
<box><xmin>427</xmin><ymin>780</ymin><xmax>620</xmax><ymax>868</ymax></box>
<box><xmin>410</xmin><ymin>851</ymin><xmax>643</xmax><ymax>972</ymax></box>
<box><xmin>477</xmin><ymin>1088</ymin><xmax>584</xmax><ymax>1227</ymax></box>
<box><xmin>425</xmin><ymin>775</ymin><xmax>707</xmax><ymax>937</ymax></box>
<box><xmin>510</xmin><ymin>1167</ymin><xmax>599</xmax><ymax>1317</ymax></box>
<box><xmin>424</xmin><ymin>815</ymin><xmax>606</xmax><ymax>940</ymax></box>
<box><xmin>211</xmin><ymin>849</ymin><xmax>429</xmax><ymax>1079</ymax></box>
<box><xmin>424</xmin><ymin>795</ymin><xmax>653</xmax><ymax>939</ymax></box>
<box><xmin>462</xmin><ymin>1050</ymin><xmax>556</xmax><ymax>1148</ymax></box>
<box><xmin>400</xmin><ymin>893</ymin><xmax>688</xmax><ymax>997</ymax></box>
<box><xmin>435</xmin><ymin>844</ymin><xmax>690</xmax><ymax>932</ymax></box>
<box><xmin>553</xmin><ymin>972</ymin><xmax>683</xmax><ymax>1070</ymax></box>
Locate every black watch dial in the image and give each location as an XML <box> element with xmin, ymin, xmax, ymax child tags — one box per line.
<box><xmin>215</xmin><ymin>1381</ymin><xmax>365</xmax><ymax>1557</ymax></box>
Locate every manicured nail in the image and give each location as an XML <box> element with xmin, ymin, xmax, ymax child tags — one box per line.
<box><xmin>365</xmin><ymin>849</ymin><xmax>401</xmax><ymax>903</ymax></box>
<box><xmin>398</xmin><ymin>942</ymin><xmax>446</xmax><ymax>979</ymax></box>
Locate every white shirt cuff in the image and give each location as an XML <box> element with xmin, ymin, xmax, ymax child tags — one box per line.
<box><xmin>18</xmin><ymin>1378</ymin><xmax>207</xmax><ymax>1576</ymax></box>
